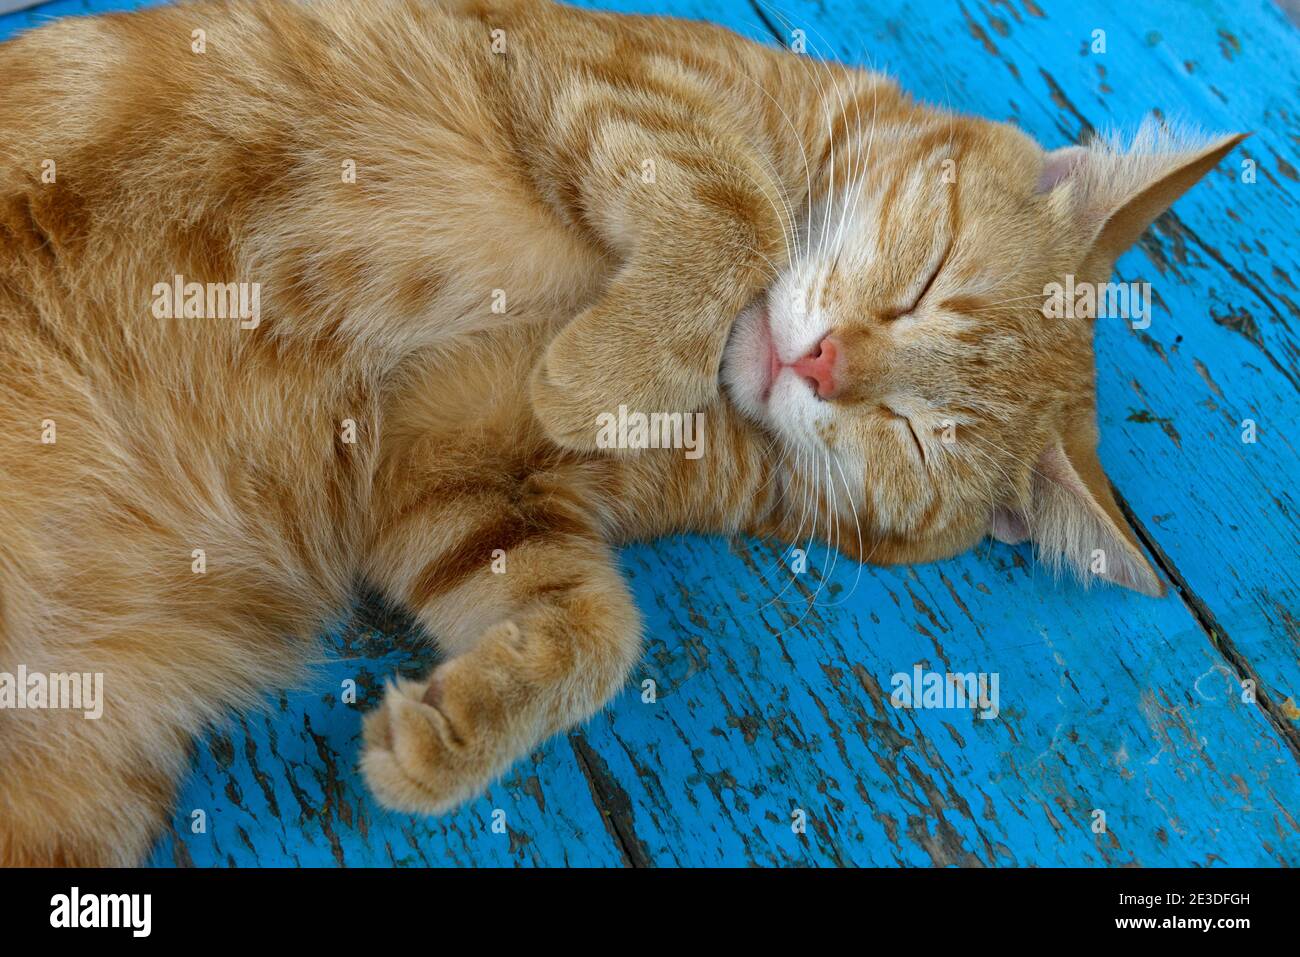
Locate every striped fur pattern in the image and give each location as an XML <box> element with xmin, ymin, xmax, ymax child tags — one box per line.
<box><xmin>0</xmin><ymin>0</ymin><xmax>1240</xmax><ymax>863</ymax></box>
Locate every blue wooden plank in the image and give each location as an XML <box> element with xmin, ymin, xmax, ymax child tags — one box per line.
<box><xmin>742</xmin><ymin>0</ymin><xmax>1300</xmax><ymax>791</ymax></box>
<box><xmin>144</xmin><ymin>597</ymin><xmax>626</xmax><ymax>866</ymax></box>
<box><xmin>0</xmin><ymin>0</ymin><xmax>162</xmax><ymax>33</ymax></box>
<box><xmin>3</xmin><ymin>0</ymin><xmax>1296</xmax><ymax>867</ymax></box>
<box><xmin>589</xmin><ymin>536</ymin><xmax>1298</xmax><ymax>865</ymax></box>
<box><xmin>544</xmin><ymin>0</ymin><xmax>1300</xmax><ymax>865</ymax></box>
<box><xmin>800</xmin><ymin>0</ymin><xmax>1300</xmax><ymax>722</ymax></box>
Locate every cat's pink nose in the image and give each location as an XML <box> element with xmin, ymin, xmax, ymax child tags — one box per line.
<box><xmin>791</xmin><ymin>336</ymin><xmax>840</xmax><ymax>398</ymax></box>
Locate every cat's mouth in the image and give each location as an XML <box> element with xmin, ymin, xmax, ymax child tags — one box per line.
<box><xmin>757</xmin><ymin>303</ymin><xmax>780</xmax><ymax>402</ymax></box>
<box><xmin>721</xmin><ymin>293</ymin><xmax>778</xmax><ymax>419</ymax></box>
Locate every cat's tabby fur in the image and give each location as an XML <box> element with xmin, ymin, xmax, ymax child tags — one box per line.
<box><xmin>0</xmin><ymin>0</ymin><xmax>1240</xmax><ymax>864</ymax></box>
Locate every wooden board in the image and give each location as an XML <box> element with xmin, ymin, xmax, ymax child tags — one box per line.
<box><xmin>2</xmin><ymin>0</ymin><xmax>1296</xmax><ymax>867</ymax></box>
<box><xmin>0</xmin><ymin>1</ymin><xmax>45</xmax><ymax>16</ymax></box>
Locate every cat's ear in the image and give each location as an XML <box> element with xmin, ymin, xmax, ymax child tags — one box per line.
<box><xmin>992</xmin><ymin>422</ymin><xmax>1165</xmax><ymax>597</ymax></box>
<box><xmin>1039</xmin><ymin>123</ymin><xmax>1247</xmax><ymax>276</ymax></box>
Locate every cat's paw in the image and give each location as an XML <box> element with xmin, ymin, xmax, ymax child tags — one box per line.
<box><xmin>530</xmin><ymin>311</ymin><xmax>716</xmax><ymax>452</ymax></box>
<box><xmin>360</xmin><ymin>621</ymin><xmax>527</xmax><ymax>815</ymax></box>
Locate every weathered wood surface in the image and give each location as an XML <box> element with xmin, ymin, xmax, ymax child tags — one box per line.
<box><xmin>2</xmin><ymin>0</ymin><xmax>1296</xmax><ymax>867</ymax></box>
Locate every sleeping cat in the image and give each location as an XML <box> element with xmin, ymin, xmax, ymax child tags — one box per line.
<box><xmin>0</xmin><ymin>0</ymin><xmax>1241</xmax><ymax>864</ymax></box>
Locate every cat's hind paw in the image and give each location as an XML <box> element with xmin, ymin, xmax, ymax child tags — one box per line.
<box><xmin>360</xmin><ymin>676</ymin><xmax>475</xmax><ymax>815</ymax></box>
<box><xmin>360</xmin><ymin>621</ymin><xmax>527</xmax><ymax>815</ymax></box>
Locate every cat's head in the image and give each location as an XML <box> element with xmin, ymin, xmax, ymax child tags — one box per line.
<box><xmin>723</xmin><ymin>116</ymin><xmax>1244</xmax><ymax>596</ymax></box>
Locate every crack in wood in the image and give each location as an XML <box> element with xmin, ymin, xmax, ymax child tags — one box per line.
<box><xmin>567</xmin><ymin>731</ymin><xmax>654</xmax><ymax>868</ymax></box>
<box><xmin>746</xmin><ymin>0</ymin><xmax>786</xmax><ymax>46</ymax></box>
<box><xmin>1112</xmin><ymin>486</ymin><xmax>1300</xmax><ymax>765</ymax></box>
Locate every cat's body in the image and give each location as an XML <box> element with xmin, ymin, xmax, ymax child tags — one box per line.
<box><xmin>0</xmin><ymin>0</ymin><xmax>829</xmax><ymax>864</ymax></box>
<box><xmin>0</xmin><ymin>0</ymin><xmax>1240</xmax><ymax>864</ymax></box>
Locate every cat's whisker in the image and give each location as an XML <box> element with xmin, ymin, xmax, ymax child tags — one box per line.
<box><xmin>773</xmin><ymin>443</ymin><xmax>819</xmax><ymax>599</ymax></box>
<box><xmin>966</xmin><ymin>452</ymin><xmax>1045</xmax><ymax>598</ymax></box>
<box><xmin>771</xmin><ymin>439</ymin><xmax>833</xmax><ymax>612</ymax></box>
<box><xmin>712</xmin><ymin>17</ymin><xmax>821</xmax><ymax>264</ymax></box>
<box><xmin>764</xmin><ymin>452</ymin><xmax>836</xmax><ymax>632</ymax></box>
<box><xmin>950</xmin><ymin>430</ymin><xmax>1050</xmax><ymax>593</ymax></box>
<box><xmin>964</xmin><ymin>426</ymin><xmax>1058</xmax><ymax>495</ymax></box>
<box><xmin>809</xmin><ymin>447</ymin><xmax>842</xmax><ymax>607</ymax></box>
<box><xmin>694</xmin><ymin>157</ymin><xmax>802</xmax><ymax>272</ymax></box>
<box><xmin>753</xmin><ymin>0</ymin><xmax>848</xmax><ymax>243</ymax></box>
<box><xmin>789</xmin><ymin>448</ymin><xmax>836</xmax><ymax>608</ymax></box>
<box><xmin>706</xmin><ymin>243</ymin><xmax>786</xmax><ymax>289</ymax></box>
<box><xmin>737</xmin><ymin>435</ymin><xmax>807</xmax><ymax>593</ymax></box>
<box><xmin>750</xmin><ymin>433</ymin><xmax>797</xmax><ymax>531</ymax></box>
<box><xmin>815</xmin><ymin>451</ymin><xmax>867</xmax><ymax>607</ymax></box>
<box><xmin>758</xmin><ymin>0</ymin><xmax>864</xmax><ymax>253</ymax></box>
<box><xmin>755</xmin><ymin>442</ymin><xmax>823</xmax><ymax>613</ymax></box>
<box><xmin>753</xmin><ymin>1</ymin><xmax>854</xmax><ymax>268</ymax></box>
<box><xmin>834</xmin><ymin>50</ymin><xmax>886</xmax><ymax>265</ymax></box>
<box><xmin>744</xmin><ymin>440</ymin><xmax>799</xmax><ymax>596</ymax></box>
<box><xmin>730</xmin><ymin>5</ymin><xmax>842</xmax><ymax>277</ymax></box>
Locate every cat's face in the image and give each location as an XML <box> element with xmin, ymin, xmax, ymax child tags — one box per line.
<box><xmin>722</xmin><ymin>116</ymin><xmax>1245</xmax><ymax>595</ymax></box>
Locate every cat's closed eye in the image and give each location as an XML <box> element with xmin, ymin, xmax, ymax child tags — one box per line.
<box><xmin>882</xmin><ymin>240</ymin><xmax>951</xmax><ymax>322</ymax></box>
<box><xmin>878</xmin><ymin>405</ymin><xmax>928</xmax><ymax>465</ymax></box>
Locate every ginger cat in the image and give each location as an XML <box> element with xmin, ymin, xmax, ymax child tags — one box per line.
<box><xmin>0</xmin><ymin>0</ymin><xmax>1241</xmax><ymax>865</ymax></box>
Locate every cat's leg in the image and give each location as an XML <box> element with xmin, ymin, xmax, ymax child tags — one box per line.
<box><xmin>0</xmin><ymin>613</ymin><xmax>226</xmax><ymax>868</ymax></box>
<box><xmin>0</xmin><ymin>537</ymin><xmax>319</xmax><ymax>864</ymax></box>
<box><xmin>0</xmin><ymin>601</ymin><xmax>321</xmax><ymax>865</ymax></box>
<box><xmin>0</xmin><ymin>686</ymin><xmax>189</xmax><ymax>863</ymax></box>
<box><xmin>360</xmin><ymin>460</ymin><xmax>639</xmax><ymax>813</ymax></box>
<box><xmin>529</xmin><ymin>101</ymin><xmax>790</xmax><ymax>451</ymax></box>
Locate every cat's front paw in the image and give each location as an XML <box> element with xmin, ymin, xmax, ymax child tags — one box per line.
<box><xmin>530</xmin><ymin>310</ymin><xmax>716</xmax><ymax>453</ymax></box>
<box><xmin>361</xmin><ymin>621</ymin><xmax>527</xmax><ymax>815</ymax></box>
